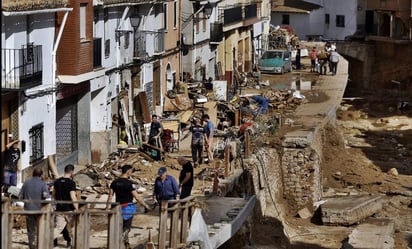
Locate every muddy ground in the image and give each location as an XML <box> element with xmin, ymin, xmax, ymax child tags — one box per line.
<box><xmin>221</xmin><ymin>75</ymin><xmax>412</xmax><ymax>249</ymax></box>
<box><xmin>8</xmin><ymin>49</ymin><xmax>412</xmax><ymax>249</ymax></box>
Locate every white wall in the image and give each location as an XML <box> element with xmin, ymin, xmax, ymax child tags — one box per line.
<box><xmin>271</xmin><ymin>0</ymin><xmax>358</xmax><ymax>40</ymax></box>
<box><xmin>309</xmin><ymin>8</ymin><xmax>325</xmax><ymax>37</ymax></box>
<box><xmin>19</xmin><ymin>95</ymin><xmax>56</xmax><ymax>168</ymax></box>
<box><xmin>90</xmin><ymin>76</ymin><xmax>109</xmax><ymax>132</ymax></box>
<box><xmin>101</xmin><ymin>7</ymin><xmax>122</xmax><ymax>68</ymax></box>
<box><xmin>2</xmin><ymin>13</ymin><xmax>57</xmax><ymax>169</ymax></box>
<box><xmin>323</xmin><ymin>0</ymin><xmax>358</xmax><ymax>40</ymax></box>
<box><xmin>271</xmin><ymin>13</ymin><xmax>311</xmax><ymax>39</ymax></box>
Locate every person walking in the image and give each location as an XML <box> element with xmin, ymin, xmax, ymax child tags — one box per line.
<box><xmin>148</xmin><ymin>114</ymin><xmax>163</xmax><ymax>148</ymax></box>
<box><xmin>317</xmin><ymin>50</ymin><xmax>328</xmax><ymax>75</ymax></box>
<box><xmin>177</xmin><ymin>157</ymin><xmax>194</xmax><ymax>199</ymax></box>
<box><xmin>3</xmin><ymin>139</ymin><xmax>21</xmax><ymax>192</ymax></box>
<box><xmin>106</xmin><ymin>165</ymin><xmax>151</xmax><ymax>249</ymax></box>
<box><xmin>53</xmin><ymin>164</ymin><xmax>78</xmax><ymax>248</ymax></box>
<box><xmin>329</xmin><ymin>50</ymin><xmax>340</xmax><ymax>75</ymax></box>
<box><xmin>295</xmin><ymin>45</ymin><xmax>301</xmax><ymax>70</ymax></box>
<box><xmin>309</xmin><ymin>47</ymin><xmax>318</xmax><ymax>72</ymax></box>
<box><xmin>202</xmin><ymin>114</ymin><xmax>215</xmax><ymax>162</ymax></box>
<box><xmin>19</xmin><ymin>167</ymin><xmax>50</xmax><ymax>249</ymax></box>
<box><xmin>189</xmin><ymin>118</ymin><xmax>206</xmax><ymax>167</ymax></box>
<box><xmin>152</xmin><ymin>167</ymin><xmax>180</xmax><ymax>207</ymax></box>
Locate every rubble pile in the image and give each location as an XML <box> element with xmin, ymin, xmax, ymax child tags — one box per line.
<box><xmin>70</xmin><ymin>84</ymin><xmax>308</xmax><ymax>198</ymax></box>
<box><xmin>73</xmin><ymin>152</ymin><xmax>224</xmax><ymax>197</ymax></box>
<box><xmin>62</xmin><ymin>79</ymin><xmax>308</xmax><ymax>198</ymax></box>
<box><xmin>268</xmin><ymin>25</ymin><xmax>299</xmax><ymax>50</ymax></box>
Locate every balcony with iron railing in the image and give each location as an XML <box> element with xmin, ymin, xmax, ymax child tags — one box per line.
<box><xmin>134</xmin><ymin>30</ymin><xmax>165</xmax><ymax>59</ymax></box>
<box><xmin>2</xmin><ymin>0</ymin><xmax>68</xmax><ymax>12</ymax></box>
<box><xmin>217</xmin><ymin>1</ymin><xmax>258</xmax><ymax>26</ymax></box>
<box><xmin>2</xmin><ymin>45</ymin><xmax>43</xmax><ymax>90</ymax></box>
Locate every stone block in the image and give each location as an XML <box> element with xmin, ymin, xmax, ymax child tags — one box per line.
<box><xmin>298</xmin><ymin>207</ymin><xmax>312</xmax><ymax>219</ymax></box>
<box><xmin>282</xmin><ymin>130</ymin><xmax>314</xmax><ymax>148</ymax></box>
<box><xmin>321</xmin><ymin>195</ymin><xmax>382</xmax><ymax>226</ymax></box>
<box><xmin>348</xmin><ymin>218</ymin><xmax>394</xmax><ymax>249</ymax></box>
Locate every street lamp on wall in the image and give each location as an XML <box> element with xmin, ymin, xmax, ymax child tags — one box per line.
<box><xmin>204</xmin><ymin>2</ymin><xmax>213</xmax><ymax>19</ymax></box>
<box><xmin>130</xmin><ymin>13</ymin><xmax>141</xmax><ymax>28</ymax></box>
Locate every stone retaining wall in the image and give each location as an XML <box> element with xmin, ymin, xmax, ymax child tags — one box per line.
<box><xmin>246</xmin><ymin>128</ymin><xmax>324</xmax><ymax>215</ymax></box>
<box><xmin>281</xmin><ymin>128</ymin><xmax>323</xmax><ymax>214</ymax></box>
<box><xmin>246</xmin><ymin>148</ymin><xmax>282</xmax><ymax>216</ymax></box>
<box><xmin>247</xmin><ymin>57</ymin><xmax>348</xmax><ymax>216</ymax></box>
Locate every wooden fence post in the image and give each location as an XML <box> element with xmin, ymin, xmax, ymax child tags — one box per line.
<box><xmin>224</xmin><ymin>145</ymin><xmax>230</xmax><ymax>177</ymax></box>
<box><xmin>245</xmin><ymin>131</ymin><xmax>251</xmax><ymax>158</ymax></box>
<box><xmin>158</xmin><ymin>201</ymin><xmax>169</xmax><ymax>249</ymax></box>
<box><xmin>37</xmin><ymin>202</ymin><xmax>54</xmax><ymax>249</ymax></box>
<box><xmin>180</xmin><ymin>201</ymin><xmax>189</xmax><ymax>244</ymax></box>
<box><xmin>213</xmin><ymin>161</ymin><xmax>220</xmax><ymax>194</ymax></box>
<box><xmin>108</xmin><ymin>205</ymin><xmax>122</xmax><ymax>249</ymax></box>
<box><xmin>75</xmin><ymin>205</ymin><xmax>90</xmax><ymax>249</ymax></box>
<box><xmin>170</xmin><ymin>203</ymin><xmax>180</xmax><ymax>248</ymax></box>
<box><xmin>1</xmin><ymin>200</ymin><xmax>11</xmax><ymax>249</ymax></box>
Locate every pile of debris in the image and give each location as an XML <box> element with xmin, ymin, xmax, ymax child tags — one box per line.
<box><xmin>268</xmin><ymin>25</ymin><xmax>300</xmax><ymax>49</ymax></box>
<box><xmin>72</xmin><ymin>150</ymin><xmax>227</xmax><ymax>198</ymax></box>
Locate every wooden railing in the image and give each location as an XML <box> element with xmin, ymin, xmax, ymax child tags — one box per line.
<box><xmin>158</xmin><ymin>196</ymin><xmax>197</xmax><ymax>249</ymax></box>
<box><xmin>1</xmin><ymin>199</ymin><xmax>122</xmax><ymax>249</ymax></box>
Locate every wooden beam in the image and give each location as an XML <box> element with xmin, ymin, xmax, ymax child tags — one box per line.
<box><xmin>158</xmin><ymin>201</ymin><xmax>169</xmax><ymax>249</ymax></box>
<box><xmin>170</xmin><ymin>204</ymin><xmax>180</xmax><ymax>248</ymax></box>
<box><xmin>245</xmin><ymin>131</ymin><xmax>251</xmax><ymax>158</ymax></box>
<box><xmin>234</xmin><ymin>109</ymin><xmax>240</xmax><ymax>126</ymax></box>
<box><xmin>75</xmin><ymin>205</ymin><xmax>90</xmax><ymax>249</ymax></box>
<box><xmin>37</xmin><ymin>203</ymin><xmax>53</xmax><ymax>249</ymax></box>
<box><xmin>180</xmin><ymin>202</ymin><xmax>189</xmax><ymax>244</ymax></box>
<box><xmin>224</xmin><ymin>145</ymin><xmax>230</xmax><ymax>177</ymax></box>
<box><xmin>1</xmin><ymin>200</ymin><xmax>11</xmax><ymax>249</ymax></box>
<box><xmin>213</xmin><ymin>161</ymin><xmax>220</xmax><ymax>194</ymax></box>
<box><xmin>108</xmin><ymin>205</ymin><xmax>122</xmax><ymax>249</ymax></box>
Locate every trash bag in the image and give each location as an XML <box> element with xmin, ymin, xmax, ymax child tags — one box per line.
<box><xmin>187</xmin><ymin>208</ymin><xmax>213</xmax><ymax>249</ymax></box>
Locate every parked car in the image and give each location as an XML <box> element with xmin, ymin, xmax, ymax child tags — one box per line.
<box><xmin>259</xmin><ymin>50</ymin><xmax>292</xmax><ymax>74</ymax></box>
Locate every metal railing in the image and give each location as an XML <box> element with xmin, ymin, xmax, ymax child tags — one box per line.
<box><xmin>2</xmin><ymin>45</ymin><xmax>42</xmax><ymax>90</ymax></box>
<box><xmin>217</xmin><ymin>1</ymin><xmax>258</xmax><ymax>26</ymax></box>
<box><xmin>1</xmin><ymin>199</ymin><xmax>122</xmax><ymax>249</ymax></box>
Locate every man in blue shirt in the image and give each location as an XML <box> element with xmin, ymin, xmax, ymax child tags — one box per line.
<box><xmin>202</xmin><ymin>114</ymin><xmax>215</xmax><ymax>162</ymax></box>
<box><xmin>152</xmin><ymin>167</ymin><xmax>180</xmax><ymax>207</ymax></box>
<box><xmin>251</xmin><ymin>95</ymin><xmax>269</xmax><ymax>116</ymax></box>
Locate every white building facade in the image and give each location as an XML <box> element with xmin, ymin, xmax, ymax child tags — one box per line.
<box><xmin>2</xmin><ymin>2</ymin><xmax>71</xmax><ymax>175</ymax></box>
<box><xmin>271</xmin><ymin>0</ymin><xmax>360</xmax><ymax>41</ymax></box>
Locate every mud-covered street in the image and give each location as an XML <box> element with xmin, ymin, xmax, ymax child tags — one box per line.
<box><xmin>221</xmin><ymin>76</ymin><xmax>412</xmax><ymax>249</ymax></box>
<box><xmin>6</xmin><ymin>44</ymin><xmax>412</xmax><ymax>249</ymax></box>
